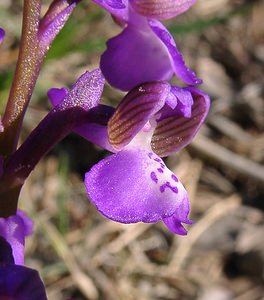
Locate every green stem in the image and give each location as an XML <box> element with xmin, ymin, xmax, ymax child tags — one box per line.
<box><xmin>0</xmin><ymin>0</ymin><xmax>42</xmax><ymax>158</ymax></box>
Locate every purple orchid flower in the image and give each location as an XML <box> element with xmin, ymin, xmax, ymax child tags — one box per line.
<box><xmin>92</xmin><ymin>0</ymin><xmax>201</xmax><ymax>91</ymax></box>
<box><xmin>0</xmin><ymin>237</ymin><xmax>48</xmax><ymax>300</ymax></box>
<box><xmin>49</xmin><ymin>81</ymin><xmax>210</xmax><ymax>234</ymax></box>
<box><xmin>0</xmin><ymin>211</ymin><xmax>47</xmax><ymax>299</ymax></box>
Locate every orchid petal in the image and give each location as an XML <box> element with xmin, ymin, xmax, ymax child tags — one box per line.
<box><xmin>77</xmin><ymin>122</ymin><xmax>115</xmax><ymax>152</ymax></box>
<box><xmin>92</xmin><ymin>0</ymin><xmax>128</xmax><ymax>22</ymax></box>
<box><xmin>48</xmin><ymin>87</ymin><xmax>114</xmax><ymax>151</ymax></box>
<box><xmin>75</xmin><ymin>105</ymin><xmax>116</xmax><ymax>152</ymax></box>
<box><xmin>108</xmin><ymin>82</ymin><xmax>170</xmax><ymax>150</ymax></box>
<box><xmin>47</xmin><ymin>87</ymin><xmax>68</xmax><ymax>106</ymax></box>
<box><xmin>85</xmin><ymin>145</ymin><xmax>190</xmax><ymax>225</ymax></box>
<box><xmin>0</xmin><ymin>210</ymin><xmax>33</xmax><ymax>265</ymax></box>
<box><xmin>149</xmin><ymin>19</ymin><xmax>202</xmax><ymax>86</ymax></box>
<box><xmin>55</xmin><ymin>69</ymin><xmax>104</xmax><ymax>111</ymax></box>
<box><xmin>163</xmin><ymin>212</ymin><xmax>192</xmax><ymax>235</ymax></box>
<box><xmin>100</xmin><ymin>19</ymin><xmax>201</xmax><ymax>90</ymax></box>
<box><xmin>100</xmin><ymin>24</ymin><xmax>174</xmax><ymax>91</ymax></box>
<box><xmin>48</xmin><ymin>87</ymin><xmax>114</xmax><ymax>153</ymax></box>
<box><xmin>171</xmin><ymin>86</ymin><xmax>194</xmax><ymax>118</ymax></box>
<box><xmin>38</xmin><ymin>0</ymin><xmax>79</xmax><ymax>54</ymax></box>
<box><xmin>152</xmin><ymin>88</ymin><xmax>210</xmax><ymax>157</ymax></box>
<box><xmin>0</xmin><ymin>264</ymin><xmax>47</xmax><ymax>300</ymax></box>
<box><xmin>0</xmin><ymin>28</ymin><xmax>5</xmax><ymax>44</ymax></box>
<box><xmin>130</xmin><ymin>0</ymin><xmax>196</xmax><ymax>20</ymax></box>
<box><xmin>160</xmin><ymin>86</ymin><xmax>194</xmax><ymax>121</ymax></box>
<box><xmin>17</xmin><ymin>210</ymin><xmax>33</xmax><ymax>236</ymax></box>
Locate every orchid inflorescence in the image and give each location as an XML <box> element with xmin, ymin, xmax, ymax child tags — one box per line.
<box><xmin>0</xmin><ymin>0</ymin><xmax>210</xmax><ymax>298</ymax></box>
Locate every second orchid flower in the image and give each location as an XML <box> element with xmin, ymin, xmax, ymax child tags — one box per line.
<box><xmin>92</xmin><ymin>0</ymin><xmax>202</xmax><ymax>91</ymax></box>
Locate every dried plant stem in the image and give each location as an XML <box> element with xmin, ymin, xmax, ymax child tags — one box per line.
<box><xmin>191</xmin><ymin>133</ymin><xmax>264</xmax><ymax>182</ymax></box>
<box><xmin>37</xmin><ymin>215</ymin><xmax>99</xmax><ymax>300</ymax></box>
<box><xmin>169</xmin><ymin>195</ymin><xmax>240</xmax><ymax>273</ymax></box>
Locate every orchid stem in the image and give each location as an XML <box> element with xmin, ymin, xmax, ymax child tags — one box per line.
<box><xmin>0</xmin><ymin>0</ymin><xmax>42</xmax><ymax>159</ymax></box>
<box><xmin>0</xmin><ymin>0</ymin><xmax>79</xmax><ymax>217</ymax></box>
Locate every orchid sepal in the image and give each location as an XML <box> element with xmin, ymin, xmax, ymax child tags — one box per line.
<box><xmin>130</xmin><ymin>0</ymin><xmax>197</xmax><ymax>20</ymax></box>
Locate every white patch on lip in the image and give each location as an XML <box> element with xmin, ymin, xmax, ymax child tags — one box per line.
<box><xmin>148</xmin><ymin>151</ymin><xmax>179</xmax><ymax>195</ymax></box>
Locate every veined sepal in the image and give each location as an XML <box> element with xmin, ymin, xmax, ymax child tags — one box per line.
<box><xmin>130</xmin><ymin>0</ymin><xmax>196</xmax><ymax>20</ymax></box>
<box><xmin>151</xmin><ymin>87</ymin><xmax>210</xmax><ymax>157</ymax></box>
<box><xmin>108</xmin><ymin>81</ymin><xmax>170</xmax><ymax>150</ymax></box>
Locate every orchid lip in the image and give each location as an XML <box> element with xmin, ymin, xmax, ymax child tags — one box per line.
<box><xmin>85</xmin><ymin>145</ymin><xmax>191</xmax><ymax>227</ymax></box>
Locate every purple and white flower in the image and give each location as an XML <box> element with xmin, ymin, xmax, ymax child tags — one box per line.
<box><xmin>49</xmin><ymin>79</ymin><xmax>210</xmax><ymax>234</ymax></box>
<box><xmin>0</xmin><ymin>211</ymin><xmax>47</xmax><ymax>300</ymax></box>
<box><xmin>6</xmin><ymin>69</ymin><xmax>209</xmax><ymax>236</ymax></box>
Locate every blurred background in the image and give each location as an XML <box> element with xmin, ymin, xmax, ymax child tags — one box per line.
<box><xmin>0</xmin><ymin>0</ymin><xmax>264</xmax><ymax>299</ymax></box>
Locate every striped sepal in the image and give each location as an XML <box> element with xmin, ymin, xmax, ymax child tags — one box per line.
<box><xmin>108</xmin><ymin>81</ymin><xmax>170</xmax><ymax>150</ymax></box>
<box><xmin>151</xmin><ymin>88</ymin><xmax>210</xmax><ymax>157</ymax></box>
<box><xmin>130</xmin><ymin>0</ymin><xmax>196</xmax><ymax>20</ymax></box>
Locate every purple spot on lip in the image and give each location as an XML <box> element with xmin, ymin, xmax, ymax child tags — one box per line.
<box><xmin>160</xmin><ymin>184</ymin><xmax>166</xmax><ymax>193</ymax></box>
<box><xmin>148</xmin><ymin>152</ymin><xmax>153</xmax><ymax>159</ymax></box>
<box><xmin>157</xmin><ymin>168</ymin><xmax>164</xmax><ymax>173</ymax></box>
<box><xmin>159</xmin><ymin>182</ymin><xmax>178</xmax><ymax>193</ymax></box>
<box><xmin>150</xmin><ymin>171</ymin><xmax>158</xmax><ymax>184</ymax></box>
<box><xmin>160</xmin><ymin>163</ymin><xmax>165</xmax><ymax>169</ymax></box>
<box><xmin>160</xmin><ymin>182</ymin><xmax>170</xmax><ymax>193</ymax></box>
<box><xmin>171</xmin><ymin>186</ymin><xmax>178</xmax><ymax>193</ymax></box>
<box><xmin>171</xmin><ymin>174</ymin><xmax>179</xmax><ymax>182</ymax></box>
<box><xmin>154</xmin><ymin>158</ymin><xmax>161</xmax><ymax>162</ymax></box>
